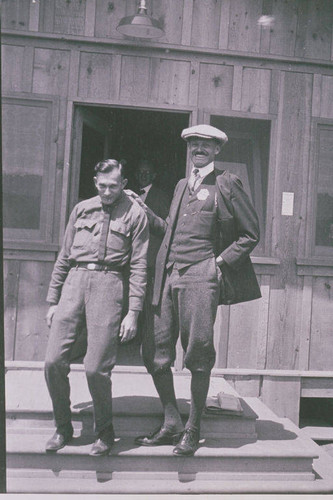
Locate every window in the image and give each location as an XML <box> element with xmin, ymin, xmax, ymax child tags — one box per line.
<box><xmin>2</xmin><ymin>98</ymin><xmax>52</xmax><ymax>241</ymax></box>
<box><xmin>314</xmin><ymin>124</ymin><xmax>333</xmax><ymax>255</ymax></box>
<box><xmin>210</xmin><ymin>115</ymin><xmax>271</xmax><ymax>255</ymax></box>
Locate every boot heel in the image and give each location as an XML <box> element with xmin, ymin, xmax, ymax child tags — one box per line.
<box><xmin>172</xmin><ymin>432</ymin><xmax>183</xmax><ymax>445</ymax></box>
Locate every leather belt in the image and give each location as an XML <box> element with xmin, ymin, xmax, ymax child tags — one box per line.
<box><xmin>72</xmin><ymin>262</ymin><xmax>122</xmax><ymax>272</ymax></box>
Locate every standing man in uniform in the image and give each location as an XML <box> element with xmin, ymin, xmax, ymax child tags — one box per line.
<box><xmin>44</xmin><ymin>159</ymin><xmax>148</xmax><ymax>456</ymax></box>
<box><xmin>135</xmin><ymin>159</ymin><xmax>171</xmax><ymax>356</ymax></box>
<box><xmin>134</xmin><ymin>125</ymin><xmax>261</xmax><ymax>456</ymax></box>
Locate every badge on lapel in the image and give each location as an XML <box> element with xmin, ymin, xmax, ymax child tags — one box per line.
<box><xmin>197</xmin><ymin>188</ymin><xmax>210</xmax><ymax>201</ymax></box>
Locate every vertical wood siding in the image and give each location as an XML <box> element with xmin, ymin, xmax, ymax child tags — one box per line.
<box><xmin>2</xmin><ymin>0</ymin><xmax>333</xmax><ymax>368</ymax></box>
<box><xmin>309</xmin><ymin>277</ymin><xmax>333</xmax><ymax>370</ymax></box>
<box><xmin>228</xmin><ymin>0</ymin><xmax>262</xmax><ymax>53</ymax></box>
<box><xmin>241</xmin><ymin>67</ymin><xmax>271</xmax><ymax>113</ymax></box>
<box><xmin>14</xmin><ymin>261</ymin><xmax>53</xmax><ymax>361</ymax></box>
<box><xmin>78</xmin><ymin>52</ymin><xmax>114</xmax><ymax>98</ymax></box>
<box><xmin>152</xmin><ymin>59</ymin><xmax>191</xmax><ymax>105</ymax></box>
<box><xmin>120</xmin><ymin>56</ymin><xmax>151</xmax><ymax>102</ymax></box>
<box><xmin>94</xmin><ymin>0</ymin><xmax>137</xmax><ymax>39</ymax></box>
<box><xmin>3</xmin><ymin>1</ymin><xmax>333</xmax><ymax>61</ymax></box>
<box><xmin>1</xmin><ymin>0</ymin><xmax>30</xmax><ymax>31</ymax></box>
<box><xmin>198</xmin><ymin>63</ymin><xmax>234</xmax><ymax>110</ymax></box>
<box><xmin>151</xmin><ymin>0</ymin><xmax>185</xmax><ymax>45</ymax></box>
<box><xmin>267</xmin><ymin>71</ymin><xmax>313</xmax><ymax>370</ymax></box>
<box><xmin>268</xmin><ymin>0</ymin><xmax>298</xmax><ymax>57</ymax></box>
<box><xmin>40</xmin><ymin>0</ymin><xmax>86</xmax><ymax>35</ymax></box>
<box><xmin>311</xmin><ymin>75</ymin><xmax>333</xmax><ymax>119</ymax></box>
<box><xmin>191</xmin><ymin>0</ymin><xmax>221</xmax><ymax>49</ymax></box>
<box><xmin>1</xmin><ymin>45</ymin><xmax>26</xmax><ymax>92</ymax></box>
<box><xmin>295</xmin><ymin>0</ymin><xmax>333</xmax><ymax>61</ymax></box>
<box><xmin>4</xmin><ymin>261</ymin><xmax>20</xmax><ymax>361</ymax></box>
<box><xmin>32</xmin><ymin>48</ymin><xmax>71</xmax><ymax>96</ymax></box>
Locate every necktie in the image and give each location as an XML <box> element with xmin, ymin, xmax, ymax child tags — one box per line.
<box><xmin>98</xmin><ymin>207</ymin><xmax>111</xmax><ymax>263</ymax></box>
<box><xmin>188</xmin><ymin>168</ymin><xmax>200</xmax><ymax>193</ymax></box>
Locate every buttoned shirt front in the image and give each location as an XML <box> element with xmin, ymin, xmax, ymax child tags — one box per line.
<box><xmin>47</xmin><ymin>192</ymin><xmax>149</xmax><ymax>310</ymax></box>
<box><xmin>188</xmin><ymin>162</ymin><xmax>214</xmax><ymax>191</ymax></box>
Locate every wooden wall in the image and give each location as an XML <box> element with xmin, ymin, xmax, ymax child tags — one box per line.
<box><xmin>2</xmin><ymin>1</ymin><xmax>333</xmax><ymax>375</ymax></box>
<box><xmin>2</xmin><ymin>0</ymin><xmax>333</xmax><ymax>62</ymax></box>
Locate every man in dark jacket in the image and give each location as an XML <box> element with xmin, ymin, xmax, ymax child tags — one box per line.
<box><xmin>136</xmin><ymin>159</ymin><xmax>171</xmax><ymax>272</ymax></box>
<box><xmin>133</xmin><ymin>125</ymin><xmax>261</xmax><ymax>456</ymax></box>
<box><xmin>135</xmin><ymin>159</ymin><xmax>171</xmax><ymax>354</ymax></box>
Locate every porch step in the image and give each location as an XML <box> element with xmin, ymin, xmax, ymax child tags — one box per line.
<box><xmin>6</xmin><ymin>426</ymin><xmax>333</xmax><ymax>493</ymax></box>
<box><xmin>6</xmin><ymin>430</ymin><xmax>316</xmax><ymax>475</ymax></box>
<box><xmin>300</xmin><ymin>426</ymin><xmax>333</xmax><ymax>442</ymax></box>
<box><xmin>6</xmin><ymin>399</ymin><xmax>257</xmax><ymax>440</ymax></box>
<box><xmin>6</xmin><ymin>367</ymin><xmax>257</xmax><ymax>439</ymax></box>
<box><xmin>5</xmin><ymin>364</ymin><xmax>333</xmax><ymax>493</ymax></box>
<box><xmin>7</xmin><ymin>470</ymin><xmax>333</xmax><ymax>495</ymax></box>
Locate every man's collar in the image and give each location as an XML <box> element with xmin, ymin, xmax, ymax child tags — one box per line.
<box><xmin>191</xmin><ymin>162</ymin><xmax>214</xmax><ymax>178</ymax></box>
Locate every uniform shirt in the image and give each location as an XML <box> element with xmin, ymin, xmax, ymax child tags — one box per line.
<box><xmin>46</xmin><ymin>192</ymin><xmax>149</xmax><ymax>311</ymax></box>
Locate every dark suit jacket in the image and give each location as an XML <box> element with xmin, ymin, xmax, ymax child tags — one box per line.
<box><xmin>148</xmin><ymin>168</ymin><xmax>261</xmax><ymax>306</ymax></box>
<box><xmin>143</xmin><ymin>185</ymin><xmax>171</xmax><ymax>270</ymax></box>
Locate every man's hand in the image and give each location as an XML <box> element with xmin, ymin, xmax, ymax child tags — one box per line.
<box><xmin>125</xmin><ymin>189</ymin><xmax>148</xmax><ymax>212</ymax></box>
<box><xmin>119</xmin><ymin>310</ymin><xmax>140</xmax><ymax>343</ymax></box>
<box><xmin>46</xmin><ymin>304</ymin><xmax>58</xmax><ymax>328</ymax></box>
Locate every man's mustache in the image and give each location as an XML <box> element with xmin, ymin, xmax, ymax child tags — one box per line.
<box><xmin>193</xmin><ymin>150</ymin><xmax>208</xmax><ymax>155</ymax></box>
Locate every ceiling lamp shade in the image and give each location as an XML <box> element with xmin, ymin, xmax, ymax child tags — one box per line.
<box><xmin>116</xmin><ymin>0</ymin><xmax>164</xmax><ymax>39</ymax></box>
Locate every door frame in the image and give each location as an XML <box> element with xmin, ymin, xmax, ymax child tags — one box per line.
<box><xmin>60</xmin><ymin>100</ymin><xmax>195</xmax><ymax>370</ymax></box>
<box><xmin>69</xmin><ymin>106</ymin><xmax>110</xmax><ymax>213</ymax></box>
<box><xmin>203</xmin><ymin>109</ymin><xmax>277</xmax><ymax>258</ymax></box>
<box><xmin>60</xmin><ymin>100</ymin><xmax>196</xmax><ymax>242</ymax></box>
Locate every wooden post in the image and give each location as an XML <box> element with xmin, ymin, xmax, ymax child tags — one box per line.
<box><xmin>261</xmin><ymin>376</ymin><xmax>301</xmax><ymax>425</ymax></box>
<box><xmin>0</xmin><ymin>129</ymin><xmax>6</xmax><ymax>490</ymax></box>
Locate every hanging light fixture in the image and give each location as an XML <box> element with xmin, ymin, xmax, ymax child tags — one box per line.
<box><xmin>116</xmin><ymin>0</ymin><xmax>164</xmax><ymax>39</ymax></box>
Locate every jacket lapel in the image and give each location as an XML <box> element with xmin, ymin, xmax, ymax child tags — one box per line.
<box><xmin>168</xmin><ymin>178</ymin><xmax>187</xmax><ymax>229</ymax></box>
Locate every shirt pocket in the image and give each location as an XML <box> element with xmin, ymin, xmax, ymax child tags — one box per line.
<box><xmin>107</xmin><ymin>220</ymin><xmax>131</xmax><ymax>251</ymax></box>
<box><xmin>73</xmin><ymin>218</ymin><xmax>98</xmax><ymax>248</ymax></box>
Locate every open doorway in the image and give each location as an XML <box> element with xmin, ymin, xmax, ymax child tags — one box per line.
<box><xmin>71</xmin><ymin>105</ymin><xmax>189</xmax><ymax>208</ymax></box>
<box><xmin>70</xmin><ymin>105</ymin><xmax>189</xmax><ymax>366</ymax></box>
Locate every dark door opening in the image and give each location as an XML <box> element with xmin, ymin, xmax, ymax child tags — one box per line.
<box><xmin>70</xmin><ymin>105</ymin><xmax>189</xmax><ymax>366</ymax></box>
<box><xmin>74</xmin><ymin>105</ymin><xmax>189</xmax><ymax>206</ymax></box>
